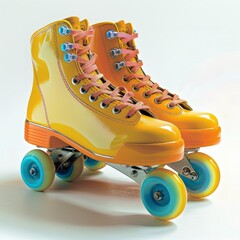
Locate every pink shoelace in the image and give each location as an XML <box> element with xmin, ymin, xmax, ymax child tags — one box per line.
<box><xmin>62</xmin><ymin>27</ymin><xmax>149</xmax><ymax>118</ymax></box>
<box><xmin>117</xmin><ymin>31</ymin><xmax>185</xmax><ymax>107</ymax></box>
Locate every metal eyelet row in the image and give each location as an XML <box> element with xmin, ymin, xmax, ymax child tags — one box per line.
<box><xmin>58</xmin><ymin>25</ymin><xmax>77</xmax><ymax>63</ymax></box>
<box><xmin>105</xmin><ymin>30</ymin><xmax>125</xmax><ymax>71</ymax></box>
<box><xmin>131</xmin><ymin>86</ymin><xmax>163</xmax><ymax>103</ymax></box>
<box><xmin>130</xmin><ymin>88</ymin><xmax>173</xmax><ymax>107</ymax></box>
<box><xmin>78</xmin><ymin>84</ymin><xmax>121</xmax><ymax>114</ymax></box>
<box><xmin>129</xmin><ymin>82</ymin><xmax>169</xmax><ymax>106</ymax></box>
<box><xmin>152</xmin><ymin>98</ymin><xmax>175</xmax><ymax>109</ymax></box>
<box><xmin>124</xmin><ymin>78</ymin><xmax>164</xmax><ymax>105</ymax></box>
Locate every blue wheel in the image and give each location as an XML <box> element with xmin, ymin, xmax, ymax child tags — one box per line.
<box><xmin>179</xmin><ymin>152</ymin><xmax>220</xmax><ymax>198</ymax></box>
<box><xmin>21</xmin><ymin>149</ymin><xmax>55</xmax><ymax>191</ymax></box>
<box><xmin>84</xmin><ymin>157</ymin><xmax>106</xmax><ymax>171</ymax></box>
<box><xmin>56</xmin><ymin>156</ymin><xmax>83</xmax><ymax>182</ymax></box>
<box><xmin>141</xmin><ymin>168</ymin><xmax>187</xmax><ymax>220</ymax></box>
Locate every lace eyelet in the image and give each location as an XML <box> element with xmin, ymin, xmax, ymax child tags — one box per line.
<box><xmin>166</xmin><ymin>102</ymin><xmax>175</xmax><ymax>109</ymax></box>
<box><xmin>154</xmin><ymin>98</ymin><xmax>161</xmax><ymax>104</ymax></box>
<box><xmin>58</xmin><ymin>25</ymin><xmax>71</xmax><ymax>36</ymax></box>
<box><xmin>112</xmin><ymin>107</ymin><xmax>121</xmax><ymax>114</ymax></box>
<box><xmin>125</xmin><ymin>115</ymin><xmax>131</xmax><ymax>119</ymax></box>
<box><xmin>100</xmin><ymin>101</ymin><xmax>109</xmax><ymax>109</ymax></box>
<box><xmin>122</xmin><ymin>76</ymin><xmax>129</xmax><ymax>83</ymax></box>
<box><xmin>106</xmin><ymin>30</ymin><xmax>118</xmax><ymax>39</ymax></box>
<box><xmin>109</xmin><ymin>48</ymin><xmax>122</xmax><ymax>57</ymax></box>
<box><xmin>143</xmin><ymin>92</ymin><xmax>150</xmax><ymax>98</ymax></box>
<box><xmin>132</xmin><ymin>85</ymin><xmax>139</xmax><ymax>92</ymax></box>
<box><xmin>80</xmin><ymin>86</ymin><xmax>87</xmax><ymax>94</ymax></box>
<box><xmin>64</xmin><ymin>53</ymin><xmax>77</xmax><ymax>63</ymax></box>
<box><xmin>114</xmin><ymin>61</ymin><xmax>125</xmax><ymax>71</ymax></box>
<box><xmin>89</xmin><ymin>94</ymin><xmax>98</xmax><ymax>102</ymax></box>
<box><xmin>61</xmin><ymin>42</ymin><xmax>74</xmax><ymax>52</ymax></box>
<box><xmin>72</xmin><ymin>77</ymin><xmax>79</xmax><ymax>85</ymax></box>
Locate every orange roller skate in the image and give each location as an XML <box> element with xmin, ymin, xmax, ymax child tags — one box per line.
<box><xmin>21</xmin><ymin>17</ymin><xmax>187</xmax><ymax>220</ymax></box>
<box><xmin>91</xmin><ymin>20</ymin><xmax>221</xmax><ymax>199</ymax></box>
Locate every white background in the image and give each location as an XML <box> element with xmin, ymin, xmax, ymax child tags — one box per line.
<box><xmin>0</xmin><ymin>0</ymin><xmax>240</xmax><ymax>239</ymax></box>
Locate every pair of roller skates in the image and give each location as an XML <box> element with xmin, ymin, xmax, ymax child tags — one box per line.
<box><xmin>21</xmin><ymin>17</ymin><xmax>221</xmax><ymax>221</ymax></box>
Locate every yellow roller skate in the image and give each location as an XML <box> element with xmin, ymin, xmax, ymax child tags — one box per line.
<box><xmin>91</xmin><ymin>20</ymin><xmax>221</xmax><ymax>199</ymax></box>
<box><xmin>21</xmin><ymin>17</ymin><xmax>187</xmax><ymax>220</ymax></box>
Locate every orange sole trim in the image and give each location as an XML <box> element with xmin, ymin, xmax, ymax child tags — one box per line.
<box><xmin>25</xmin><ymin>120</ymin><xmax>184</xmax><ymax>166</ymax></box>
<box><xmin>181</xmin><ymin>126</ymin><xmax>221</xmax><ymax>148</ymax></box>
<box><xmin>114</xmin><ymin>140</ymin><xmax>184</xmax><ymax>165</ymax></box>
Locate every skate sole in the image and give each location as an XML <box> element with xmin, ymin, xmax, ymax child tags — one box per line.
<box><xmin>181</xmin><ymin>126</ymin><xmax>221</xmax><ymax>148</ymax></box>
<box><xmin>25</xmin><ymin>120</ymin><xmax>184</xmax><ymax>166</ymax></box>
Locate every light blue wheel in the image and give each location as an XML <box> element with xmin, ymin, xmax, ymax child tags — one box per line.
<box><xmin>84</xmin><ymin>157</ymin><xmax>106</xmax><ymax>171</ymax></box>
<box><xmin>179</xmin><ymin>152</ymin><xmax>220</xmax><ymax>198</ymax></box>
<box><xmin>56</xmin><ymin>157</ymin><xmax>83</xmax><ymax>182</ymax></box>
<box><xmin>21</xmin><ymin>149</ymin><xmax>55</xmax><ymax>191</ymax></box>
<box><xmin>141</xmin><ymin>168</ymin><xmax>187</xmax><ymax>220</ymax></box>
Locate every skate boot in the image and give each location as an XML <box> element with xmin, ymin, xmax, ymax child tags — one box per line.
<box><xmin>91</xmin><ymin>20</ymin><xmax>221</xmax><ymax>199</ymax></box>
<box><xmin>21</xmin><ymin>17</ymin><xmax>187</xmax><ymax>220</ymax></box>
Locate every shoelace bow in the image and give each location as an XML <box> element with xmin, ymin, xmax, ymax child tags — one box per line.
<box><xmin>70</xmin><ymin>28</ymin><xmax>149</xmax><ymax>117</ymax></box>
<box><xmin>117</xmin><ymin>31</ymin><xmax>185</xmax><ymax>107</ymax></box>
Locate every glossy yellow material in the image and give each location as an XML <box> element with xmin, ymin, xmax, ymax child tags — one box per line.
<box><xmin>26</xmin><ymin>17</ymin><xmax>184</xmax><ymax>165</ymax></box>
<box><xmin>92</xmin><ymin>21</ymin><xmax>221</xmax><ymax>148</ymax></box>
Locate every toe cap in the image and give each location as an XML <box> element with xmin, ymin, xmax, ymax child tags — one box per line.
<box><xmin>177</xmin><ymin>111</ymin><xmax>219</xmax><ymax>130</ymax></box>
<box><xmin>129</xmin><ymin>115</ymin><xmax>182</xmax><ymax>144</ymax></box>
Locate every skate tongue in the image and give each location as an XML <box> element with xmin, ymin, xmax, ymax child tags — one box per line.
<box><xmin>65</xmin><ymin>16</ymin><xmax>89</xmax><ymax>31</ymax></box>
<box><xmin>65</xmin><ymin>16</ymin><xmax>81</xmax><ymax>30</ymax></box>
<box><xmin>116</xmin><ymin>20</ymin><xmax>136</xmax><ymax>48</ymax></box>
<box><xmin>126</xmin><ymin>22</ymin><xmax>134</xmax><ymax>35</ymax></box>
<box><xmin>80</xmin><ymin>19</ymin><xmax>89</xmax><ymax>31</ymax></box>
<box><xmin>116</xmin><ymin>20</ymin><xmax>126</xmax><ymax>32</ymax></box>
<box><xmin>116</xmin><ymin>20</ymin><xmax>134</xmax><ymax>34</ymax></box>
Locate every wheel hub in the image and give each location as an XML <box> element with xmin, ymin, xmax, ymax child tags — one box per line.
<box><xmin>153</xmin><ymin>191</ymin><xmax>163</xmax><ymax>201</ymax></box>
<box><xmin>29</xmin><ymin>167</ymin><xmax>37</xmax><ymax>176</ymax></box>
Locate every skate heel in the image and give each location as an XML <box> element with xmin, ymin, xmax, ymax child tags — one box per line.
<box><xmin>24</xmin><ymin>120</ymin><xmax>67</xmax><ymax>148</ymax></box>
